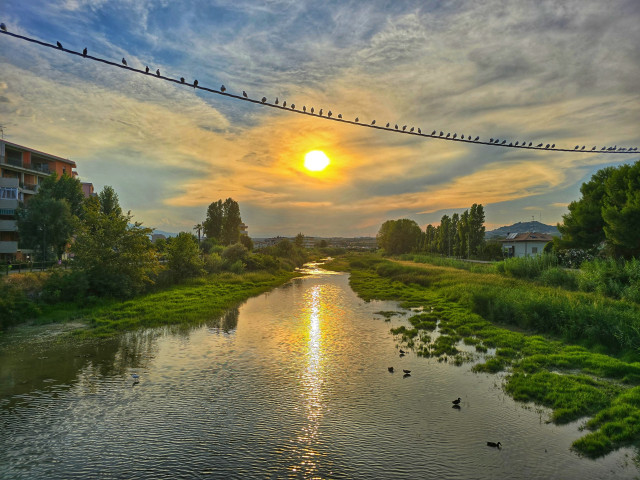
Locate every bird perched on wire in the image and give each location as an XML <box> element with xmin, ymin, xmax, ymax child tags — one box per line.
<box><xmin>319</xmin><ymin>109</ymin><xmax>323</xmax><ymax>116</ymax></box>
<box><xmin>310</xmin><ymin>107</ymin><xmax>314</xmax><ymax>114</ymax></box>
<box><xmin>220</xmin><ymin>85</ymin><xmax>226</xmax><ymax>92</ymax></box>
<box><xmin>440</xmin><ymin>131</ymin><xmax>444</xmax><ymax>136</ymax></box>
<box><xmin>57</xmin><ymin>41</ymin><xmax>63</xmax><ymax>49</ymax></box>
<box><xmin>303</xmin><ymin>106</ymin><xmax>307</xmax><ymax>112</ymax></box>
<box><xmin>275</xmin><ymin>97</ymin><xmax>278</xmax><ymax>104</ymax></box>
<box><xmin>145</xmin><ymin>66</ymin><xmax>149</xmax><ymax>73</ymax></box>
<box><xmin>418</xmin><ymin>128</ymin><xmax>422</xmax><ymax>134</ymax></box>
<box><xmin>122</xmin><ymin>58</ymin><xmax>127</xmax><ymax>66</ymax></box>
<box><xmin>337</xmin><ymin>113</ymin><xmax>342</xmax><ymax>119</ymax></box>
<box><xmin>156</xmin><ymin>69</ymin><xmax>161</xmax><ymax>76</ymax></box>
<box><xmin>283</xmin><ymin>101</ymin><xmax>287</xmax><ymax>107</ymax></box>
<box><xmin>328</xmin><ymin>111</ymin><xmax>332</xmax><ymax>117</ymax></box>
<box><xmin>386</xmin><ymin>123</ymin><xmax>390</xmax><ymax>128</ymax></box>
<box><xmin>551</xmin><ymin>144</ymin><xmax>555</xmax><ymax>148</ymax></box>
<box><xmin>410</xmin><ymin>127</ymin><xmax>414</xmax><ymax>133</ymax></box>
<box><xmin>180</xmin><ymin>77</ymin><xmax>185</xmax><ymax>83</ymax></box>
<box><xmin>371</xmin><ymin>120</ymin><xmax>376</xmax><ymax>125</ymax></box>
<box><xmin>475</xmin><ymin>136</ymin><xmax>480</xmax><ymax>141</ymax></box>
<box><xmin>355</xmin><ymin>117</ymin><xmax>359</xmax><ymax>122</ymax></box>
<box><xmin>446</xmin><ymin>133</ymin><xmax>451</xmax><ymax>138</ymax></box>
<box><xmin>242</xmin><ymin>91</ymin><xmax>248</xmax><ymax>98</ymax></box>
<box><xmin>291</xmin><ymin>104</ymin><xmax>295</xmax><ymax>109</ymax></box>
<box><xmin>402</xmin><ymin>125</ymin><xmax>407</xmax><ymax>131</ymax></box>
<box><xmin>545</xmin><ymin>144</ymin><xmax>550</xmax><ymax>148</ymax></box>
<box><xmin>432</xmin><ymin>130</ymin><xmax>436</xmax><ymax>135</ymax></box>
<box><xmin>261</xmin><ymin>97</ymin><xmax>266</xmax><ymax>103</ymax></box>
<box><xmin>0</xmin><ymin>23</ymin><xmax>6</xmax><ymax>32</ymax></box>
<box><xmin>193</xmin><ymin>79</ymin><xmax>198</xmax><ymax>88</ymax></box>
<box><xmin>83</xmin><ymin>47</ymin><xmax>87</xmax><ymax>57</ymax></box>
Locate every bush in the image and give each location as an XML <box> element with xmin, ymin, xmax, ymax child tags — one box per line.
<box><xmin>0</xmin><ymin>282</ymin><xmax>40</xmax><ymax>329</ymax></box>
<box><xmin>497</xmin><ymin>254</ymin><xmax>558</xmax><ymax>280</ymax></box>
<box><xmin>204</xmin><ymin>253</ymin><xmax>224</xmax><ymax>274</ymax></box>
<box><xmin>578</xmin><ymin>258</ymin><xmax>640</xmax><ymax>301</ymax></box>
<box><xmin>41</xmin><ymin>270</ymin><xmax>89</xmax><ymax>303</ymax></box>
<box><xmin>229</xmin><ymin>259</ymin><xmax>245</xmax><ymax>274</ymax></box>
<box><xmin>221</xmin><ymin>243</ymin><xmax>249</xmax><ymax>265</ymax></box>
<box><xmin>539</xmin><ymin>267</ymin><xmax>578</xmax><ymax>290</ymax></box>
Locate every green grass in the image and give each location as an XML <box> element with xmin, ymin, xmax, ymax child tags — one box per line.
<box><xmin>328</xmin><ymin>253</ymin><xmax>640</xmax><ymax>457</ymax></box>
<box><xmin>34</xmin><ymin>271</ymin><xmax>299</xmax><ymax>337</ymax></box>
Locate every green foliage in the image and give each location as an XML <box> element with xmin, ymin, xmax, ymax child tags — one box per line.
<box><xmin>557</xmin><ymin>160</ymin><xmax>640</xmax><ymax>258</ymax></box>
<box><xmin>496</xmin><ymin>253</ymin><xmax>559</xmax><ymax>279</ymax></box>
<box><xmin>167</xmin><ymin>232</ymin><xmax>204</xmax><ymax>281</ymax></box>
<box><xmin>98</xmin><ymin>186</ymin><xmax>122</xmax><ymax>216</ymax></box>
<box><xmin>221</xmin><ymin>243</ymin><xmax>249</xmax><ymax>265</ymax></box>
<box><xmin>203</xmin><ymin>198</ymin><xmax>244</xmax><ymax>246</ymax></box>
<box><xmin>240</xmin><ymin>234</ymin><xmax>253</xmax><ymax>251</ymax></box>
<box><xmin>41</xmin><ymin>270</ymin><xmax>89</xmax><ymax>303</ymax></box>
<box><xmin>36</xmin><ymin>173</ymin><xmax>85</xmax><ymax>218</ymax></box>
<box><xmin>377</xmin><ymin>219</ymin><xmax>422</xmax><ymax>254</ymax></box>
<box><xmin>203</xmin><ymin>253</ymin><xmax>224</xmax><ymax>274</ymax></box>
<box><xmin>0</xmin><ymin>281</ymin><xmax>40</xmax><ymax>329</ymax></box>
<box><xmin>72</xmin><ymin>192</ymin><xmax>160</xmax><ymax>298</ymax></box>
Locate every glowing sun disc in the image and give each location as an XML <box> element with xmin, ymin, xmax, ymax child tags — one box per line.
<box><xmin>304</xmin><ymin>150</ymin><xmax>330</xmax><ymax>171</ymax></box>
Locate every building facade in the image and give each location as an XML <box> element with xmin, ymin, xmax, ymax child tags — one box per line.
<box><xmin>0</xmin><ymin>140</ymin><xmax>78</xmax><ymax>261</ymax></box>
<box><xmin>501</xmin><ymin>232</ymin><xmax>554</xmax><ymax>258</ymax></box>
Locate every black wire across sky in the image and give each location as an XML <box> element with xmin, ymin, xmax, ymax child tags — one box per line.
<box><xmin>1</xmin><ymin>28</ymin><xmax>638</xmax><ymax>155</ymax></box>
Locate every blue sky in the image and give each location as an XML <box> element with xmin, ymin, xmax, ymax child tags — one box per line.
<box><xmin>1</xmin><ymin>0</ymin><xmax>639</xmax><ymax>237</ymax></box>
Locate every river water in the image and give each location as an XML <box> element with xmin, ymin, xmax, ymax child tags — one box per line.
<box><xmin>1</xmin><ymin>265</ymin><xmax>638</xmax><ymax>479</ymax></box>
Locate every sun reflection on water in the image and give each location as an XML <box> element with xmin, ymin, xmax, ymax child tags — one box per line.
<box><xmin>291</xmin><ymin>284</ymin><xmax>327</xmax><ymax>476</ymax></box>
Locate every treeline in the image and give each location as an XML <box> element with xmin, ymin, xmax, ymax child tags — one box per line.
<box><xmin>1</xmin><ymin>177</ymin><xmax>310</xmax><ymax>330</ymax></box>
<box><xmin>377</xmin><ymin>204</ymin><xmax>499</xmax><ymax>259</ymax></box>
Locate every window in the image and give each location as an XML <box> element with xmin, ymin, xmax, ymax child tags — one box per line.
<box><xmin>532</xmin><ymin>247</ymin><xmax>538</xmax><ymax>254</ymax></box>
<box><xmin>0</xmin><ymin>187</ymin><xmax>18</xmax><ymax>199</ymax></box>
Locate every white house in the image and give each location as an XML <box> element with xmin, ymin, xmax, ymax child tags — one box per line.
<box><xmin>501</xmin><ymin>232</ymin><xmax>554</xmax><ymax>258</ymax></box>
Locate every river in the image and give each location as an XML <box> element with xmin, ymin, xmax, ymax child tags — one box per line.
<box><xmin>0</xmin><ymin>265</ymin><xmax>638</xmax><ymax>479</ymax></box>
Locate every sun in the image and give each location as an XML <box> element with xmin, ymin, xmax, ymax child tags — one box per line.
<box><xmin>304</xmin><ymin>150</ymin><xmax>330</xmax><ymax>172</ymax></box>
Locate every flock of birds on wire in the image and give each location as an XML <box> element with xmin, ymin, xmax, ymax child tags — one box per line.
<box><xmin>388</xmin><ymin>347</ymin><xmax>503</xmax><ymax>450</ymax></box>
<box><xmin>1</xmin><ymin>23</ymin><xmax>638</xmax><ymax>154</ymax></box>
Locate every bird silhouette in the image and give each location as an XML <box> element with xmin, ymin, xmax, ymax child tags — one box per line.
<box><xmin>440</xmin><ymin>131</ymin><xmax>444</xmax><ymax>136</ymax></box>
<box><xmin>57</xmin><ymin>41</ymin><xmax>63</xmax><ymax>49</ymax></box>
<box><xmin>581</xmin><ymin>146</ymin><xmax>585</xmax><ymax>150</ymax></box>
<box><xmin>83</xmin><ymin>47</ymin><xmax>87</xmax><ymax>57</ymax></box>
<box><xmin>410</xmin><ymin>127</ymin><xmax>414</xmax><ymax>133</ymax></box>
<box><xmin>453</xmin><ymin>133</ymin><xmax>457</xmax><ymax>139</ymax></box>
<box><xmin>156</xmin><ymin>69</ymin><xmax>161</xmax><ymax>76</ymax></box>
<box><xmin>592</xmin><ymin>146</ymin><xmax>596</xmax><ymax>150</ymax></box>
<box><xmin>446</xmin><ymin>133</ymin><xmax>451</xmax><ymax>138</ymax></box>
<box><xmin>355</xmin><ymin>117</ymin><xmax>359</xmax><ymax>122</ymax></box>
<box><xmin>432</xmin><ymin>130</ymin><xmax>437</xmax><ymax>135</ymax></box>
<box><xmin>221</xmin><ymin>85</ymin><xmax>226</xmax><ymax>92</ymax></box>
<box><xmin>372</xmin><ymin>120</ymin><xmax>376</xmax><ymax>125</ymax></box>
<box><xmin>475</xmin><ymin>136</ymin><xmax>480</xmax><ymax>141</ymax></box>
<box><xmin>386</xmin><ymin>123</ymin><xmax>390</xmax><ymax>128</ymax></box>
<box><xmin>319</xmin><ymin>109</ymin><xmax>323</xmax><ymax>116</ymax></box>
<box><xmin>275</xmin><ymin>97</ymin><xmax>279</xmax><ymax>104</ymax></box>
<box><xmin>528</xmin><ymin>142</ymin><xmax>532</xmax><ymax>146</ymax></box>
<box><xmin>601</xmin><ymin>146</ymin><xmax>606</xmax><ymax>150</ymax></box>
<box><xmin>337</xmin><ymin>113</ymin><xmax>342</xmax><ymax>119</ymax></box>
<box><xmin>490</xmin><ymin>138</ymin><xmax>494</xmax><ymax>143</ymax></box>
<box><xmin>388</xmin><ymin>367</ymin><xmax>394</xmax><ymax>373</ymax></box>
<box><xmin>501</xmin><ymin>140</ymin><xmax>506</xmax><ymax>144</ymax></box>
<box><xmin>399</xmin><ymin>349</ymin><xmax>406</xmax><ymax>354</ymax></box>
<box><xmin>193</xmin><ymin>79</ymin><xmax>198</xmax><ymax>88</ymax></box>
<box><xmin>536</xmin><ymin>143</ymin><xmax>542</xmax><ymax>147</ymax></box>
<box><xmin>242</xmin><ymin>91</ymin><xmax>248</xmax><ymax>98</ymax></box>
<box><xmin>452</xmin><ymin>397</ymin><xmax>461</xmax><ymax>405</ymax></box>
<box><xmin>418</xmin><ymin>128</ymin><xmax>422</xmax><ymax>134</ymax></box>
<box><xmin>487</xmin><ymin>442</ymin><xmax>502</xmax><ymax>448</ymax></box>
<box><xmin>310</xmin><ymin>107</ymin><xmax>314</xmax><ymax>114</ymax></box>
<box><xmin>291</xmin><ymin>104</ymin><xmax>295</xmax><ymax>109</ymax></box>
<box><xmin>545</xmin><ymin>144</ymin><xmax>550</xmax><ymax>148</ymax></box>
<box><xmin>574</xmin><ymin>145</ymin><xmax>579</xmax><ymax>150</ymax></box>
<box><xmin>122</xmin><ymin>58</ymin><xmax>127</xmax><ymax>66</ymax></box>
<box><xmin>403</xmin><ymin>369</ymin><xmax>411</xmax><ymax>374</ymax></box>
<box><xmin>261</xmin><ymin>97</ymin><xmax>266</xmax><ymax>103</ymax></box>
<box><xmin>303</xmin><ymin>106</ymin><xmax>307</xmax><ymax>112</ymax></box>
<box><xmin>0</xmin><ymin>23</ymin><xmax>6</xmax><ymax>32</ymax></box>
<box><xmin>283</xmin><ymin>101</ymin><xmax>287</xmax><ymax>107</ymax></box>
<box><xmin>509</xmin><ymin>143</ymin><xmax>513</xmax><ymax>147</ymax></box>
<box><xmin>395</xmin><ymin>125</ymin><xmax>399</xmax><ymax>130</ymax></box>
<box><xmin>180</xmin><ymin>77</ymin><xmax>185</xmax><ymax>83</ymax></box>
<box><xmin>145</xmin><ymin>66</ymin><xmax>149</xmax><ymax>73</ymax></box>
<box><xmin>328</xmin><ymin>111</ymin><xmax>332</xmax><ymax>117</ymax></box>
<box><xmin>460</xmin><ymin>134</ymin><xmax>465</xmax><ymax>140</ymax></box>
<box><xmin>515</xmin><ymin>141</ymin><xmax>519</xmax><ymax>146</ymax></box>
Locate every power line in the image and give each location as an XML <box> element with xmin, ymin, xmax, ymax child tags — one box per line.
<box><xmin>1</xmin><ymin>29</ymin><xmax>638</xmax><ymax>155</ymax></box>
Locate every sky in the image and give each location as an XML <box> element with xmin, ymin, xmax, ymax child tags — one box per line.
<box><xmin>0</xmin><ymin>0</ymin><xmax>639</xmax><ymax>237</ymax></box>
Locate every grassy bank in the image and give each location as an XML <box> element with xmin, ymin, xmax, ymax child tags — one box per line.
<box><xmin>325</xmin><ymin>254</ymin><xmax>640</xmax><ymax>458</ymax></box>
<box><xmin>18</xmin><ymin>270</ymin><xmax>299</xmax><ymax>337</ymax></box>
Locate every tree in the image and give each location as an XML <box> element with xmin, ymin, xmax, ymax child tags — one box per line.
<box><xmin>469</xmin><ymin>203</ymin><xmax>486</xmax><ymax>257</ymax></box>
<box><xmin>16</xmin><ymin>173</ymin><xmax>84</xmax><ymax>260</ymax></box>
<box><xmin>167</xmin><ymin>232</ymin><xmax>204</xmax><ymax>280</ymax></box>
<box><xmin>193</xmin><ymin>223</ymin><xmax>203</xmax><ymax>244</ymax></box>
<box><xmin>458</xmin><ymin>210</ymin><xmax>470</xmax><ymax>258</ymax></box>
<box><xmin>240</xmin><ymin>234</ymin><xmax>254</xmax><ymax>251</ymax></box>
<box><xmin>203</xmin><ymin>200</ymin><xmax>223</xmax><ymax>241</ymax></box>
<box><xmin>438</xmin><ymin>215</ymin><xmax>451</xmax><ymax>256</ymax></box>
<box><xmin>72</xmin><ymin>189</ymin><xmax>159</xmax><ymax>297</ymax></box>
<box><xmin>221</xmin><ymin>198</ymin><xmax>242</xmax><ymax>245</ymax></box>
<box><xmin>377</xmin><ymin>219</ymin><xmax>422</xmax><ymax>254</ymax></box>
<box><xmin>16</xmin><ymin>195</ymin><xmax>75</xmax><ymax>260</ymax></box>
<box><xmin>98</xmin><ymin>186</ymin><xmax>122</xmax><ymax>216</ymax></box>
<box><xmin>204</xmin><ymin>198</ymin><xmax>244</xmax><ymax>245</ymax></box>
<box><xmin>294</xmin><ymin>233</ymin><xmax>305</xmax><ymax>248</ymax></box>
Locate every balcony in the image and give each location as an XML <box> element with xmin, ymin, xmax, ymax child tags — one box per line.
<box><xmin>20</xmin><ymin>182</ymin><xmax>38</xmax><ymax>193</ymax></box>
<box><xmin>0</xmin><ymin>156</ymin><xmax>50</xmax><ymax>174</ymax></box>
<box><xmin>0</xmin><ymin>220</ymin><xmax>17</xmax><ymax>232</ymax></box>
<box><xmin>0</xmin><ymin>198</ymin><xmax>18</xmax><ymax>210</ymax></box>
<box><xmin>0</xmin><ymin>241</ymin><xmax>18</xmax><ymax>254</ymax></box>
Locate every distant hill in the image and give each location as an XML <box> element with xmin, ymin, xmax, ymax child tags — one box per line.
<box><xmin>151</xmin><ymin>229</ymin><xmax>178</xmax><ymax>238</ymax></box>
<box><xmin>486</xmin><ymin>221</ymin><xmax>560</xmax><ymax>239</ymax></box>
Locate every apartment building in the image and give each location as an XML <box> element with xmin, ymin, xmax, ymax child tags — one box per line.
<box><xmin>0</xmin><ymin>140</ymin><xmax>78</xmax><ymax>261</ymax></box>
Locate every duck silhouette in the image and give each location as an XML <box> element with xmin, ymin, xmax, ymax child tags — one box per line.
<box><xmin>452</xmin><ymin>397</ymin><xmax>461</xmax><ymax>405</ymax></box>
<box><xmin>487</xmin><ymin>442</ymin><xmax>502</xmax><ymax>448</ymax></box>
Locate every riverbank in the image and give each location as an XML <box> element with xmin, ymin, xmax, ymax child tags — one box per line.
<box><xmin>5</xmin><ymin>270</ymin><xmax>301</xmax><ymax>338</ymax></box>
<box><xmin>324</xmin><ymin>254</ymin><xmax>640</xmax><ymax>458</ymax></box>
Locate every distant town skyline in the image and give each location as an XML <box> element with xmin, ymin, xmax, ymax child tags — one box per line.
<box><xmin>1</xmin><ymin>1</ymin><xmax>638</xmax><ymax>237</ymax></box>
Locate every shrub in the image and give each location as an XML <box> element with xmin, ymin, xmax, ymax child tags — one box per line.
<box><xmin>539</xmin><ymin>267</ymin><xmax>578</xmax><ymax>289</ymax></box>
<box><xmin>0</xmin><ymin>282</ymin><xmax>40</xmax><ymax>329</ymax></box>
<box><xmin>204</xmin><ymin>253</ymin><xmax>224</xmax><ymax>274</ymax></box>
<box><xmin>41</xmin><ymin>270</ymin><xmax>90</xmax><ymax>303</ymax></box>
